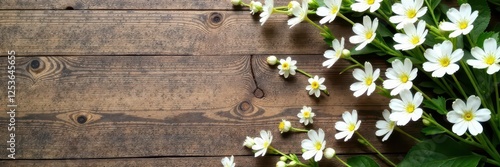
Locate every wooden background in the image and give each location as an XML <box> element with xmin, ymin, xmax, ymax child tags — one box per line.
<box><xmin>0</xmin><ymin>0</ymin><xmax>422</xmax><ymax>166</ymax></box>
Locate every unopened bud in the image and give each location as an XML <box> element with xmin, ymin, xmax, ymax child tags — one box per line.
<box><xmin>357</xmin><ymin>138</ymin><xmax>368</xmax><ymax>146</ymax></box>
<box><xmin>341</xmin><ymin>49</ymin><xmax>351</xmax><ymax>58</ymax></box>
<box><xmin>422</xmin><ymin>118</ymin><xmax>431</xmax><ymax>126</ymax></box>
<box><xmin>276</xmin><ymin>161</ymin><xmax>286</xmax><ymax>167</ymax></box>
<box><xmin>280</xmin><ymin>156</ymin><xmax>288</xmax><ymax>161</ymax></box>
<box><xmin>231</xmin><ymin>0</ymin><xmax>242</xmax><ymax>6</ymax></box>
<box><xmin>267</xmin><ymin>55</ymin><xmax>278</xmax><ymax>65</ymax></box>
<box><xmin>249</xmin><ymin>1</ymin><xmax>263</xmax><ymax>15</ymax></box>
<box><xmin>288</xmin><ymin>161</ymin><xmax>297</xmax><ymax>166</ymax></box>
<box><xmin>324</xmin><ymin>147</ymin><xmax>336</xmax><ymax>159</ymax></box>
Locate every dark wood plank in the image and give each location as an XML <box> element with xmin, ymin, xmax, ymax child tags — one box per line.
<box><xmin>0</xmin><ymin>55</ymin><xmax>419</xmax><ymax>159</ymax></box>
<box><xmin>0</xmin><ymin>10</ymin><xmax>352</xmax><ymax>56</ymax></box>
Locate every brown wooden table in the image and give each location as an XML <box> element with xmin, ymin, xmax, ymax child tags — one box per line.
<box><xmin>0</xmin><ymin>0</ymin><xmax>419</xmax><ymax>166</ymax></box>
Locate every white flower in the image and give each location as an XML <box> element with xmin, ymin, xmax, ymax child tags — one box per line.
<box><xmin>287</xmin><ymin>1</ymin><xmax>301</xmax><ymax>15</ymax></box>
<box><xmin>447</xmin><ymin>95</ymin><xmax>491</xmax><ymax>136</ymax></box>
<box><xmin>349</xmin><ymin>16</ymin><xmax>378</xmax><ymax>51</ymax></box>
<box><xmin>260</xmin><ymin>0</ymin><xmax>274</xmax><ymax>25</ymax></box>
<box><xmin>243</xmin><ymin>136</ymin><xmax>255</xmax><ymax>148</ymax></box>
<box><xmin>316</xmin><ymin>0</ymin><xmax>342</xmax><ymax>24</ymax></box>
<box><xmin>335</xmin><ymin>110</ymin><xmax>361</xmax><ymax>141</ymax></box>
<box><xmin>351</xmin><ymin>0</ymin><xmax>382</xmax><ymax>13</ymax></box>
<box><xmin>423</xmin><ymin>40</ymin><xmax>463</xmax><ymax>77</ymax></box>
<box><xmin>350</xmin><ymin>61</ymin><xmax>380</xmax><ymax>97</ymax></box>
<box><xmin>324</xmin><ymin>148</ymin><xmax>336</xmax><ymax>159</ymax></box>
<box><xmin>252</xmin><ymin>130</ymin><xmax>273</xmax><ymax>157</ymax></box>
<box><xmin>288</xmin><ymin>0</ymin><xmax>309</xmax><ymax>28</ymax></box>
<box><xmin>306</xmin><ymin>75</ymin><xmax>327</xmax><ymax>98</ymax></box>
<box><xmin>439</xmin><ymin>3</ymin><xmax>478</xmax><ymax>38</ymax></box>
<box><xmin>277</xmin><ymin>57</ymin><xmax>297</xmax><ymax>78</ymax></box>
<box><xmin>276</xmin><ymin>161</ymin><xmax>286</xmax><ymax>167</ymax></box>
<box><xmin>383</xmin><ymin>58</ymin><xmax>418</xmax><ymax>96</ymax></box>
<box><xmin>221</xmin><ymin>155</ymin><xmax>235</xmax><ymax>167</ymax></box>
<box><xmin>467</xmin><ymin>38</ymin><xmax>500</xmax><ymax>74</ymax></box>
<box><xmin>389</xmin><ymin>0</ymin><xmax>427</xmax><ymax>29</ymax></box>
<box><xmin>393</xmin><ymin>20</ymin><xmax>428</xmax><ymax>51</ymax></box>
<box><xmin>267</xmin><ymin>55</ymin><xmax>277</xmax><ymax>65</ymax></box>
<box><xmin>389</xmin><ymin>89</ymin><xmax>424</xmax><ymax>126</ymax></box>
<box><xmin>301</xmin><ymin>128</ymin><xmax>326</xmax><ymax>162</ymax></box>
<box><xmin>323</xmin><ymin>37</ymin><xmax>345</xmax><ymax>68</ymax></box>
<box><xmin>375</xmin><ymin>109</ymin><xmax>396</xmax><ymax>142</ymax></box>
<box><xmin>278</xmin><ymin>119</ymin><xmax>292</xmax><ymax>133</ymax></box>
<box><xmin>250</xmin><ymin>1</ymin><xmax>263</xmax><ymax>15</ymax></box>
<box><xmin>298</xmin><ymin>106</ymin><xmax>315</xmax><ymax>125</ymax></box>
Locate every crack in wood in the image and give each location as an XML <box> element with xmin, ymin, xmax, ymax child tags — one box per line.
<box><xmin>249</xmin><ymin>55</ymin><xmax>264</xmax><ymax>98</ymax></box>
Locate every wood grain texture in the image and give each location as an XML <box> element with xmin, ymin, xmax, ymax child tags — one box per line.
<box><xmin>0</xmin><ymin>55</ymin><xmax>420</xmax><ymax>160</ymax></box>
<box><xmin>0</xmin><ymin>10</ymin><xmax>353</xmax><ymax>56</ymax></box>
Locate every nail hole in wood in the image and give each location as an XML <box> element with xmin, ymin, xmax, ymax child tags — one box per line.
<box><xmin>65</xmin><ymin>6</ymin><xmax>74</xmax><ymax>10</ymax></box>
<box><xmin>30</xmin><ymin>60</ymin><xmax>40</xmax><ymax>69</ymax></box>
<box><xmin>239</xmin><ymin>101</ymin><xmax>251</xmax><ymax>111</ymax></box>
<box><xmin>77</xmin><ymin>115</ymin><xmax>87</xmax><ymax>124</ymax></box>
<box><xmin>210</xmin><ymin>12</ymin><xmax>222</xmax><ymax>24</ymax></box>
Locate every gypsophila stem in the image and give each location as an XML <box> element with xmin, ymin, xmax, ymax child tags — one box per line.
<box><xmin>335</xmin><ymin>156</ymin><xmax>351</xmax><ymax>167</ymax></box>
<box><xmin>355</xmin><ymin>132</ymin><xmax>397</xmax><ymax>167</ymax></box>
<box><xmin>395</xmin><ymin>127</ymin><xmax>421</xmax><ymax>143</ymax></box>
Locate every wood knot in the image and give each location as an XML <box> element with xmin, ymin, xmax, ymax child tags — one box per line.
<box><xmin>253</xmin><ymin>88</ymin><xmax>264</xmax><ymax>98</ymax></box>
<box><xmin>239</xmin><ymin>101</ymin><xmax>251</xmax><ymax>111</ymax></box>
<box><xmin>29</xmin><ymin>58</ymin><xmax>45</xmax><ymax>73</ymax></box>
<box><xmin>234</xmin><ymin>101</ymin><xmax>264</xmax><ymax>118</ymax></box>
<box><xmin>76</xmin><ymin>115</ymin><xmax>87</xmax><ymax>124</ymax></box>
<box><xmin>207</xmin><ymin>12</ymin><xmax>224</xmax><ymax>28</ymax></box>
<box><xmin>56</xmin><ymin>111</ymin><xmax>102</xmax><ymax>126</ymax></box>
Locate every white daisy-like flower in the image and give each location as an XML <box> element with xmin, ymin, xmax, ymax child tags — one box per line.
<box><xmin>301</xmin><ymin>128</ymin><xmax>326</xmax><ymax>162</ymax></box>
<box><xmin>306</xmin><ymin>75</ymin><xmax>327</xmax><ymax>98</ymax></box>
<box><xmin>252</xmin><ymin>130</ymin><xmax>273</xmax><ymax>157</ymax></box>
<box><xmin>351</xmin><ymin>0</ymin><xmax>383</xmax><ymax>13</ymax></box>
<box><xmin>221</xmin><ymin>155</ymin><xmax>235</xmax><ymax>167</ymax></box>
<box><xmin>259</xmin><ymin>0</ymin><xmax>274</xmax><ymax>25</ymax></box>
<box><xmin>389</xmin><ymin>89</ymin><xmax>424</xmax><ymax>126</ymax></box>
<box><xmin>393</xmin><ymin>20</ymin><xmax>428</xmax><ymax>51</ymax></box>
<box><xmin>423</xmin><ymin>40</ymin><xmax>464</xmax><ymax>77</ymax></box>
<box><xmin>243</xmin><ymin>136</ymin><xmax>255</xmax><ymax>148</ymax></box>
<box><xmin>288</xmin><ymin>0</ymin><xmax>309</xmax><ymax>28</ymax></box>
<box><xmin>277</xmin><ymin>57</ymin><xmax>297</xmax><ymax>78</ymax></box>
<box><xmin>278</xmin><ymin>119</ymin><xmax>292</xmax><ymax>133</ymax></box>
<box><xmin>467</xmin><ymin>38</ymin><xmax>500</xmax><ymax>74</ymax></box>
<box><xmin>349</xmin><ymin>16</ymin><xmax>378</xmax><ymax>51</ymax></box>
<box><xmin>323</xmin><ymin>37</ymin><xmax>345</xmax><ymax>68</ymax></box>
<box><xmin>375</xmin><ymin>109</ymin><xmax>396</xmax><ymax>142</ymax></box>
<box><xmin>335</xmin><ymin>110</ymin><xmax>361</xmax><ymax>142</ymax></box>
<box><xmin>447</xmin><ymin>95</ymin><xmax>491</xmax><ymax>136</ymax></box>
<box><xmin>250</xmin><ymin>1</ymin><xmax>263</xmax><ymax>15</ymax></box>
<box><xmin>298</xmin><ymin>106</ymin><xmax>315</xmax><ymax>125</ymax></box>
<box><xmin>439</xmin><ymin>3</ymin><xmax>478</xmax><ymax>38</ymax></box>
<box><xmin>389</xmin><ymin>0</ymin><xmax>427</xmax><ymax>29</ymax></box>
<box><xmin>350</xmin><ymin>61</ymin><xmax>380</xmax><ymax>97</ymax></box>
<box><xmin>383</xmin><ymin>58</ymin><xmax>418</xmax><ymax>96</ymax></box>
<box><xmin>316</xmin><ymin>0</ymin><xmax>342</xmax><ymax>24</ymax></box>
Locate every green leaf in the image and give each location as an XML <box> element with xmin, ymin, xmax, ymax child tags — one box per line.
<box><xmin>377</xmin><ymin>23</ymin><xmax>393</xmax><ymax>37</ymax></box>
<box><xmin>428</xmin><ymin>0</ymin><xmax>441</xmax><ymax>10</ymax></box>
<box><xmin>423</xmin><ymin>97</ymin><xmax>448</xmax><ymax>115</ymax></box>
<box><xmin>421</xmin><ymin>126</ymin><xmax>446</xmax><ymax>135</ymax></box>
<box><xmin>468</xmin><ymin>0</ymin><xmax>491</xmax><ymax>42</ymax></box>
<box><xmin>347</xmin><ymin>156</ymin><xmax>380</xmax><ymax>167</ymax></box>
<box><xmin>398</xmin><ymin>135</ymin><xmax>483</xmax><ymax>167</ymax></box>
<box><xmin>476</xmin><ymin>32</ymin><xmax>499</xmax><ymax>47</ymax></box>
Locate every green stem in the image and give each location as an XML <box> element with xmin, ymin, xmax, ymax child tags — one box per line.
<box><xmin>494</xmin><ymin>74</ymin><xmax>499</xmax><ymax>114</ymax></box>
<box><xmin>269</xmin><ymin>147</ymin><xmax>309</xmax><ymax>167</ymax></box>
<box><xmin>466</xmin><ymin>34</ymin><xmax>475</xmax><ymax>47</ymax></box>
<box><xmin>337</xmin><ymin>13</ymin><xmax>355</xmax><ymax>25</ymax></box>
<box><xmin>335</xmin><ymin>155</ymin><xmax>352</xmax><ymax>167</ymax></box>
<box><xmin>395</xmin><ymin>127</ymin><xmax>421</xmax><ymax>142</ymax></box>
<box><xmin>372</xmin><ymin>39</ymin><xmax>402</xmax><ymax>57</ymax></box>
<box><xmin>451</xmin><ymin>74</ymin><xmax>468</xmax><ymax>99</ymax></box>
<box><xmin>355</xmin><ymin>132</ymin><xmax>397</xmax><ymax>167</ymax></box>
<box><xmin>304</xmin><ymin>16</ymin><xmax>327</xmax><ymax>34</ymax></box>
<box><xmin>476</xmin><ymin>134</ymin><xmax>500</xmax><ymax>163</ymax></box>
<box><xmin>290</xmin><ymin>127</ymin><xmax>309</xmax><ymax>133</ymax></box>
<box><xmin>424</xmin><ymin>0</ymin><xmax>439</xmax><ymax>26</ymax></box>
<box><xmin>440</xmin><ymin>77</ymin><xmax>458</xmax><ymax>98</ymax></box>
<box><xmin>459</xmin><ymin>60</ymin><xmax>489</xmax><ymax>108</ymax></box>
<box><xmin>412</xmin><ymin>85</ymin><xmax>432</xmax><ymax>101</ymax></box>
<box><xmin>272</xmin><ymin>9</ymin><xmax>289</xmax><ymax>14</ymax></box>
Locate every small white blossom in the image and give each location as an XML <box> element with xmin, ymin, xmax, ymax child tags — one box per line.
<box><xmin>278</xmin><ymin>57</ymin><xmax>297</xmax><ymax>78</ymax></box>
<box><xmin>467</xmin><ymin>38</ymin><xmax>500</xmax><ymax>74</ymax></box>
<box><xmin>301</xmin><ymin>129</ymin><xmax>326</xmax><ymax>162</ymax></box>
<box><xmin>288</xmin><ymin>0</ymin><xmax>309</xmax><ymax>28</ymax></box>
<box><xmin>335</xmin><ymin>110</ymin><xmax>361</xmax><ymax>141</ymax></box>
<box><xmin>349</xmin><ymin>16</ymin><xmax>378</xmax><ymax>51</ymax></box>
<box><xmin>221</xmin><ymin>155</ymin><xmax>235</xmax><ymax>167</ymax></box>
<box><xmin>389</xmin><ymin>89</ymin><xmax>424</xmax><ymax>126</ymax></box>
<box><xmin>375</xmin><ymin>109</ymin><xmax>396</xmax><ymax>141</ymax></box>
<box><xmin>250</xmin><ymin>1</ymin><xmax>263</xmax><ymax>15</ymax></box>
<box><xmin>323</xmin><ymin>37</ymin><xmax>345</xmax><ymax>68</ymax></box>
<box><xmin>316</xmin><ymin>0</ymin><xmax>342</xmax><ymax>24</ymax></box>
<box><xmin>298</xmin><ymin>106</ymin><xmax>315</xmax><ymax>125</ymax></box>
<box><xmin>439</xmin><ymin>3</ymin><xmax>478</xmax><ymax>38</ymax></box>
<box><xmin>306</xmin><ymin>75</ymin><xmax>327</xmax><ymax>98</ymax></box>
<box><xmin>278</xmin><ymin>119</ymin><xmax>292</xmax><ymax>133</ymax></box>
<box><xmin>383</xmin><ymin>58</ymin><xmax>418</xmax><ymax>96</ymax></box>
<box><xmin>243</xmin><ymin>136</ymin><xmax>255</xmax><ymax>148</ymax></box>
<box><xmin>351</xmin><ymin>0</ymin><xmax>382</xmax><ymax>13</ymax></box>
<box><xmin>324</xmin><ymin>148</ymin><xmax>336</xmax><ymax>159</ymax></box>
<box><xmin>267</xmin><ymin>55</ymin><xmax>277</xmax><ymax>65</ymax></box>
<box><xmin>423</xmin><ymin>40</ymin><xmax>463</xmax><ymax>77</ymax></box>
<box><xmin>287</xmin><ymin>1</ymin><xmax>301</xmax><ymax>15</ymax></box>
<box><xmin>260</xmin><ymin>0</ymin><xmax>274</xmax><ymax>25</ymax></box>
<box><xmin>393</xmin><ymin>20</ymin><xmax>428</xmax><ymax>51</ymax></box>
<box><xmin>389</xmin><ymin>0</ymin><xmax>427</xmax><ymax>29</ymax></box>
<box><xmin>252</xmin><ymin>130</ymin><xmax>273</xmax><ymax>157</ymax></box>
<box><xmin>350</xmin><ymin>61</ymin><xmax>380</xmax><ymax>97</ymax></box>
<box><xmin>447</xmin><ymin>95</ymin><xmax>491</xmax><ymax>136</ymax></box>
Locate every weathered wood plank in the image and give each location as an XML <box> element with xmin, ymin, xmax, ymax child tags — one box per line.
<box><xmin>0</xmin><ymin>55</ymin><xmax>419</xmax><ymax>159</ymax></box>
<box><xmin>0</xmin><ymin>10</ymin><xmax>352</xmax><ymax>56</ymax></box>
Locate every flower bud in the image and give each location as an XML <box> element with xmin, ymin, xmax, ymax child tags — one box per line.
<box><xmin>341</xmin><ymin>49</ymin><xmax>351</xmax><ymax>58</ymax></box>
<box><xmin>267</xmin><ymin>55</ymin><xmax>278</xmax><ymax>65</ymax></box>
<box><xmin>324</xmin><ymin>147</ymin><xmax>336</xmax><ymax>159</ymax></box>
<box><xmin>243</xmin><ymin>136</ymin><xmax>255</xmax><ymax>148</ymax></box>
<box><xmin>280</xmin><ymin>156</ymin><xmax>288</xmax><ymax>161</ymax></box>
<box><xmin>278</xmin><ymin>119</ymin><xmax>292</xmax><ymax>133</ymax></box>
<box><xmin>288</xmin><ymin>161</ymin><xmax>297</xmax><ymax>166</ymax></box>
<box><xmin>231</xmin><ymin>0</ymin><xmax>242</xmax><ymax>6</ymax></box>
<box><xmin>276</xmin><ymin>161</ymin><xmax>286</xmax><ymax>167</ymax></box>
<box><xmin>287</xmin><ymin>1</ymin><xmax>300</xmax><ymax>15</ymax></box>
<box><xmin>250</xmin><ymin>1</ymin><xmax>263</xmax><ymax>15</ymax></box>
<box><xmin>357</xmin><ymin>138</ymin><xmax>368</xmax><ymax>146</ymax></box>
<box><xmin>422</xmin><ymin>118</ymin><xmax>431</xmax><ymax>126</ymax></box>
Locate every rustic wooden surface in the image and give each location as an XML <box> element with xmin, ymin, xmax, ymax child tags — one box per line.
<box><xmin>0</xmin><ymin>0</ymin><xmax>423</xmax><ymax>166</ymax></box>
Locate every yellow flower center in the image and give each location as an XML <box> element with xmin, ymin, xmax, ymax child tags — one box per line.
<box><xmin>406</xmin><ymin>9</ymin><xmax>417</xmax><ymax>18</ymax></box>
<box><xmin>365</xmin><ymin>31</ymin><xmax>373</xmax><ymax>39</ymax></box>
<box><xmin>314</xmin><ymin>142</ymin><xmax>322</xmax><ymax>150</ymax></box>
<box><xmin>463</xmin><ymin>111</ymin><xmax>474</xmax><ymax>121</ymax></box>
<box><xmin>406</xmin><ymin>104</ymin><xmax>415</xmax><ymax>113</ymax></box>
<box><xmin>263</xmin><ymin>141</ymin><xmax>270</xmax><ymax>148</ymax></box>
<box><xmin>439</xmin><ymin>56</ymin><xmax>451</xmax><ymax>67</ymax></box>
<box><xmin>367</xmin><ymin>0</ymin><xmax>375</xmax><ymax>5</ymax></box>
<box><xmin>282</xmin><ymin>62</ymin><xmax>290</xmax><ymax>70</ymax></box>
<box><xmin>279</xmin><ymin>122</ymin><xmax>285</xmax><ymax>131</ymax></box>
<box><xmin>331</xmin><ymin>6</ymin><xmax>339</xmax><ymax>14</ymax></box>
<box><xmin>365</xmin><ymin>77</ymin><xmax>373</xmax><ymax>86</ymax></box>
<box><xmin>348</xmin><ymin>124</ymin><xmax>356</xmax><ymax>131</ymax></box>
<box><xmin>459</xmin><ymin>20</ymin><xmax>468</xmax><ymax>30</ymax></box>
<box><xmin>400</xmin><ymin>73</ymin><xmax>409</xmax><ymax>83</ymax></box>
<box><xmin>389</xmin><ymin>121</ymin><xmax>395</xmax><ymax>129</ymax></box>
<box><xmin>485</xmin><ymin>54</ymin><xmax>496</xmax><ymax>65</ymax></box>
<box><xmin>311</xmin><ymin>81</ymin><xmax>319</xmax><ymax>89</ymax></box>
<box><xmin>411</xmin><ymin>36</ymin><xmax>420</xmax><ymax>45</ymax></box>
<box><xmin>303</xmin><ymin>111</ymin><xmax>311</xmax><ymax>118</ymax></box>
<box><xmin>288</xmin><ymin>2</ymin><xmax>293</xmax><ymax>9</ymax></box>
